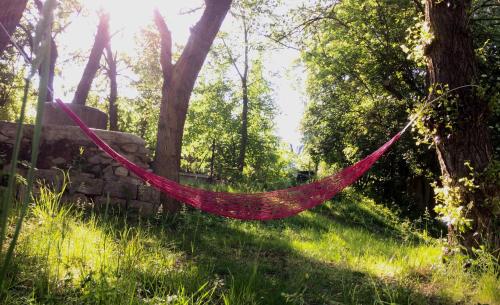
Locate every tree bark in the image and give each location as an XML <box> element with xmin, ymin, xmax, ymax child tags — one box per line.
<box><xmin>153</xmin><ymin>0</ymin><xmax>232</xmax><ymax>212</ymax></box>
<box><xmin>0</xmin><ymin>0</ymin><xmax>28</xmax><ymax>55</ymax></box>
<box><xmin>73</xmin><ymin>13</ymin><xmax>109</xmax><ymax>105</ymax></box>
<box><xmin>105</xmin><ymin>44</ymin><xmax>118</xmax><ymax>131</ymax></box>
<box><xmin>424</xmin><ymin>0</ymin><xmax>498</xmax><ymax>251</ymax></box>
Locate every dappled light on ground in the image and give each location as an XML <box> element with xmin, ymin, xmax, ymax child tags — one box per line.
<box><xmin>2</xmin><ymin>188</ymin><xmax>498</xmax><ymax>304</ymax></box>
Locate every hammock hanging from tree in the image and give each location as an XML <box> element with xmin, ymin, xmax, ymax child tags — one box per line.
<box><xmin>55</xmin><ymin>98</ymin><xmax>405</xmax><ymax>220</ymax></box>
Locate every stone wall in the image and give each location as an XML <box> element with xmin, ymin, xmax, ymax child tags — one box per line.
<box><xmin>0</xmin><ymin>121</ymin><xmax>160</xmax><ymax>215</ymax></box>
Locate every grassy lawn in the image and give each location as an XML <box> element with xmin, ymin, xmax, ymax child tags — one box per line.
<box><xmin>1</xmin><ymin>186</ymin><xmax>498</xmax><ymax>304</ymax></box>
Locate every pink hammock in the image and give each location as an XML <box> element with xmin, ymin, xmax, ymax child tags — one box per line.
<box><xmin>55</xmin><ymin>99</ymin><xmax>403</xmax><ymax>220</ymax></box>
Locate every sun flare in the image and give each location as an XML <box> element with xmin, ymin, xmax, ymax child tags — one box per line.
<box><xmin>78</xmin><ymin>0</ymin><xmax>204</xmax><ymax>50</ymax></box>
<box><xmin>56</xmin><ymin>0</ymin><xmax>205</xmax><ymax>97</ymax></box>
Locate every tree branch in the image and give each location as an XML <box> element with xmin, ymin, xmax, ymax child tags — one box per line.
<box><xmin>72</xmin><ymin>13</ymin><xmax>110</xmax><ymax>105</ymax></box>
<box><xmin>154</xmin><ymin>10</ymin><xmax>173</xmax><ymax>82</ymax></box>
<box><xmin>0</xmin><ymin>0</ymin><xmax>29</xmax><ymax>54</ymax></box>
<box><xmin>179</xmin><ymin>5</ymin><xmax>204</xmax><ymax>15</ymax></box>
<box><xmin>175</xmin><ymin>0</ymin><xmax>232</xmax><ymax>89</ymax></box>
<box><xmin>221</xmin><ymin>36</ymin><xmax>243</xmax><ymax>80</ymax></box>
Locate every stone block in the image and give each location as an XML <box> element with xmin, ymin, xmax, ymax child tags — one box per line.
<box><xmin>114</xmin><ymin>167</ymin><xmax>128</xmax><ymax>177</ymax></box>
<box><xmin>138</xmin><ymin>147</ymin><xmax>150</xmax><ymax>155</ymax></box>
<box><xmin>133</xmin><ymin>161</ymin><xmax>149</xmax><ymax>169</ymax></box>
<box><xmin>138</xmin><ymin>185</ymin><xmax>160</xmax><ymax>203</ymax></box>
<box><xmin>88</xmin><ymin>155</ymin><xmax>102</xmax><ymax>165</ymax></box>
<box><xmin>122</xmin><ymin>143</ymin><xmax>139</xmax><ymax>153</ymax></box>
<box><xmin>0</xmin><ymin>122</ymin><xmax>17</xmax><ymax>137</ymax></box>
<box><xmin>102</xmin><ymin>165</ymin><xmax>115</xmax><ymax>180</ymax></box>
<box><xmin>124</xmin><ymin>154</ymin><xmax>139</xmax><ymax>162</ymax></box>
<box><xmin>103</xmin><ymin>181</ymin><xmax>137</xmax><ymax>200</ymax></box>
<box><xmin>34</xmin><ymin>168</ymin><xmax>64</xmax><ymax>189</ymax></box>
<box><xmin>31</xmin><ymin>184</ymin><xmax>42</xmax><ymax>197</ymax></box>
<box><xmin>69</xmin><ymin>175</ymin><xmax>103</xmax><ymax>195</ymax></box>
<box><xmin>94</xmin><ymin>196</ymin><xmax>126</xmax><ymax>210</ymax></box>
<box><xmin>51</xmin><ymin>157</ymin><xmax>67</xmax><ymax>165</ymax></box>
<box><xmin>42</xmin><ymin>102</ymin><xmax>108</xmax><ymax>129</ymax></box>
<box><xmin>97</xmin><ymin>129</ymin><xmax>146</xmax><ymax>146</ymax></box>
<box><xmin>89</xmin><ymin>165</ymin><xmax>103</xmax><ymax>175</ymax></box>
<box><xmin>99</xmin><ymin>154</ymin><xmax>113</xmax><ymax>165</ymax></box>
<box><xmin>118</xmin><ymin>176</ymin><xmax>142</xmax><ymax>185</ymax></box>
<box><xmin>62</xmin><ymin>193</ymin><xmax>90</xmax><ymax>205</ymax></box>
<box><xmin>69</xmin><ymin>171</ymin><xmax>95</xmax><ymax>179</ymax></box>
<box><xmin>127</xmin><ymin>200</ymin><xmax>158</xmax><ymax>216</ymax></box>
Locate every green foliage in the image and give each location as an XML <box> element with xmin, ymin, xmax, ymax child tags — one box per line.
<box><xmin>405</xmin><ymin>0</ymin><xmax>500</xmax><ymax>245</ymax></box>
<box><xmin>431</xmin><ymin>246</ymin><xmax>500</xmax><ymax>303</ymax></box>
<box><xmin>432</xmin><ymin>175</ymin><xmax>476</xmax><ymax>233</ymax></box>
<box><xmin>401</xmin><ymin>11</ymin><xmax>431</xmax><ymax>69</ymax></box>
<box><xmin>123</xmin><ymin>18</ymin><xmax>294</xmax><ymax>186</ymax></box>
<box><xmin>297</xmin><ymin>0</ymin><xmax>436</xmax><ymax>213</ymax></box>
<box><xmin>238</xmin><ymin>61</ymin><xmax>292</xmax><ymax>186</ymax></box>
<box><xmin>0</xmin><ymin>58</ymin><xmax>28</xmax><ymax>121</ymax></box>
<box><xmin>473</xmin><ymin>2</ymin><xmax>500</xmax><ymax>158</ymax></box>
<box><xmin>183</xmin><ymin>58</ymin><xmax>293</xmax><ymax>187</ymax></box>
<box><xmin>119</xmin><ymin>26</ymin><xmax>163</xmax><ymax>149</ymax></box>
<box><xmin>183</xmin><ymin>76</ymin><xmax>239</xmax><ymax>178</ymax></box>
<box><xmin>0</xmin><ymin>0</ymin><xmax>83</xmax><ymax>122</ymax></box>
<box><xmin>0</xmin><ymin>43</ymin><xmax>36</xmax><ymax>122</ymax></box>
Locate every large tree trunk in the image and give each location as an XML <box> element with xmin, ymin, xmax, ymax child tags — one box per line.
<box><xmin>0</xmin><ymin>0</ymin><xmax>28</xmax><ymax>54</ymax></box>
<box><xmin>105</xmin><ymin>44</ymin><xmax>118</xmax><ymax>131</ymax></box>
<box><xmin>153</xmin><ymin>0</ymin><xmax>232</xmax><ymax>212</ymax></box>
<box><xmin>424</xmin><ymin>0</ymin><xmax>498</xmax><ymax>251</ymax></box>
<box><xmin>73</xmin><ymin>14</ymin><xmax>109</xmax><ymax>105</ymax></box>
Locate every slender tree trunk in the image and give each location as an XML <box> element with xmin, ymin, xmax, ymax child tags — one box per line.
<box><xmin>424</xmin><ymin>0</ymin><xmax>498</xmax><ymax>251</ymax></box>
<box><xmin>209</xmin><ymin>138</ymin><xmax>216</xmax><ymax>182</ymax></box>
<box><xmin>238</xmin><ymin>77</ymin><xmax>249</xmax><ymax>172</ymax></box>
<box><xmin>0</xmin><ymin>0</ymin><xmax>28</xmax><ymax>54</ymax></box>
<box><xmin>73</xmin><ymin>14</ymin><xmax>109</xmax><ymax>105</ymax></box>
<box><xmin>139</xmin><ymin>120</ymin><xmax>147</xmax><ymax>139</ymax></box>
<box><xmin>105</xmin><ymin>44</ymin><xmax>118</xmax><ymax>131</ymax></box>
<box><xmin>235</xmin><ymin>15</ymin><xmax>250</xmax><ymax>174</ymax></box>
<box><xmin>153</xmin><ymin>0</ymin><xmax>232</xmax><ymax>212</ymax></box>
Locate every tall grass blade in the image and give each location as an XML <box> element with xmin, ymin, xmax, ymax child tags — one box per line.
<box><xmin>0</xmin><ymin>78</ymin><xmax>30</xmax><ymax>251</ymax></box>
<box><xmin>0</xmin><ymin>0</ymin><xmax>56</xmax><ymax>288</ymax></box>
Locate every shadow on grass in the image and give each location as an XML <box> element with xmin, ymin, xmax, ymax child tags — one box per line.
<box><xmin>307</xmin><ymin>194</ymin><xmax>424</xmax><ymax>242</ymax></box>
<box><xmin>100</xmin><ymin>210</ymin><xmax>451</xmax><ymax>305</ymax></box>
<box><xmin>3</xmin><ymin>202</ymin><xmax>452</xmax><ymax>305</ymax></box>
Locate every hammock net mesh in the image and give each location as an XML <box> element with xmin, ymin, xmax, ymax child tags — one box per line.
<box><xmin>55</xmin><ymin>99</ymin><xmax>401</xmax><ymax>220</ymax></box>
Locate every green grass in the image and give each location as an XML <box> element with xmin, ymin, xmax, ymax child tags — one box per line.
<box><xmin>1</xmin><ymin>186</ymin><xmax>498</xmax><ymax>305</ymax></box>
